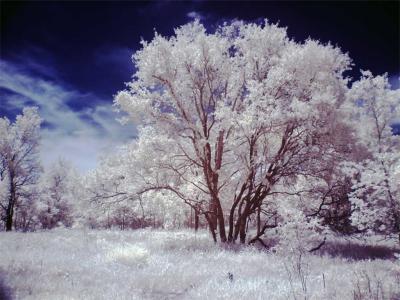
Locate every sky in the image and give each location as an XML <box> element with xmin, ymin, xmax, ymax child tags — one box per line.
<box><xmin>1</xmin><ymin>1</ymin><xmax>399</xmax><ymax>172</ymax></box>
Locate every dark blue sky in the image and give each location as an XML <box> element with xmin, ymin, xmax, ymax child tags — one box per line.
<box><xmin>1</xmin><ymin>1</ymin><xmax>399</xmax><ymax>171</ymax></box>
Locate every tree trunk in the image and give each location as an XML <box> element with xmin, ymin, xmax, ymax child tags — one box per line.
<box><xmin>204</xmin><ymin>213</ymin><xmax>217</xmax><ymax>243</ymax></box>
<box><xmin>239</xmin><ymin>199</ymin><xmax>253</xmax><ymax>243</ymax></box>
<box><xmin>239</xmin><ymin>217</ymin><xmax>247</xmax><ymax>243</ymax></box>
<box><xmin>194</xmin><ymin>209</ymin><xmax>199</xmax><ymax>231</ymax></box>
<box><xmin>228</xmin><ymin>197</ymin><xmax>242</xmax><ymax>242</ymax></box>
<box><xmin>5</xmin><ymin>177</ymin><xmax>16</xmax><ymax>231</ymax></box>
<box><xmin>5</xmin><ymin>210</ymin><xmax>13</xmax><ymax>231</ymax></box>
<box><xmin>5</xmin><ymin>203</ymin><xmax>14</xmax><ymax>231</ymax></box>
<box><xmin>209</xmin><ymin>199</ymin><xmax>217</xmax><ymax>233</ymax></box>
<box><xmin>232</xmin><ymin>198</ymin><xmax>245</xmax><ymax>242</ymax></box>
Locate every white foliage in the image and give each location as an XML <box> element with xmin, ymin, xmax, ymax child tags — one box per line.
<box><xmin>114</xmin><ymin>19</ymin><xmax>354</xmax><ymax>243</ymax></box>
<box><xmin>0</xmin><ymin>107</ymin><xmax>42</xmax><ymax>231</ymax></box>
<box><xmin>344</xmin><ymin>72</ymin><xmax>400</xmax><ymax>238</ymax></box>
<box><xmin>36</xmin><ymin>159</ymin><xmax>81</xmax><ymax>229</ymax></box>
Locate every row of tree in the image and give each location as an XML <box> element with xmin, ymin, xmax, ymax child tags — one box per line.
<box><xmin>1</xmin><ymin>21</ymin><xmax>399</xmax><ymax>248</ymax></box>
<box><xmin>0</xmin><ymin>108</ymin><xmax>188</xmax><ymax>231</ymax></box>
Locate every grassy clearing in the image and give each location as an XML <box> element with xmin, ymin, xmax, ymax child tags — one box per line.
<box><xmin>0</xmin><ymin>229</ymin><xmax>399</xmax><ymax>300</ymax></box>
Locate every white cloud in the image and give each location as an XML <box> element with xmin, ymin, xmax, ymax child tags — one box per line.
<box><xmin>0</xmin><ymin>60</ymin><xmax>136</xmax><ymax>173</ymax></box>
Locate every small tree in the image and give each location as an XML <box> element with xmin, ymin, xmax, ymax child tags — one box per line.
<box><xmin>83</xmin><ymin>146</ymin><xmax>188</xmax><ymax>229</ymax></box>
<box><xmin>0</xmin><ymin>107</ymin><xmax>42</xmax><ymax>231</ymax></box>
<box><xmin>37</xmin><ymin>159</ymin><xmax>78</xmax><ymax>229</ymax></box>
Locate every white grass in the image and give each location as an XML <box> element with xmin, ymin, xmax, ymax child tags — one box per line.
<box><xmin>0</xmin><ymin>229</ymin><xmax>399</xmax><ymax>299</ymax></box>
<box><xmin>105</xmin><ymin>244</ymin><xmax>149</xmax><ymax>266</ymax></box>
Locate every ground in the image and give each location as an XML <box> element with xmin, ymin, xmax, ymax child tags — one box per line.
<box><xmin>0</xmin><ymin>229</ymin><xmax>399</xmax><ymax>300</ymax></box>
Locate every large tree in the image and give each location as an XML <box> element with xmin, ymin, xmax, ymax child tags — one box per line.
<box><xmin>115</xmin><ymin>20</ymin><xmax>358</xmax><ymax>243</ymax></box>
<box><xmin>0</xmin><ymin>107</ymin><xmax>42</xmax><ymax>231</ymax></box>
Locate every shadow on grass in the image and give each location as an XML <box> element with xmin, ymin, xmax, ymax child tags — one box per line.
<box><xmin>316</xmin><ymin>240</ymin><xmax>400</xmax><ymax>260</ymax></box>
<box><xmin>0</xmin><ymin>272</ymin><xmax>12</xmax><ymax>300</ymax></box>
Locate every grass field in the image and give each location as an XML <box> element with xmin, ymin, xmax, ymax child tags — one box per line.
<box><xmin>1</xmin><ymin>229</ymin><xmax>399</xmax><ymax>300</ymax></box>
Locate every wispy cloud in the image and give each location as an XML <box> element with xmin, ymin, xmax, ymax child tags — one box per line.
<box><xmin>0</xmin><ymin>59</ymin><xmax>136</xmax><ymax>173</ymax></box>
<box><xmin>6</xmin><ymin>45</ymin><xmax>60</xmax><ymax>80</ymax></box>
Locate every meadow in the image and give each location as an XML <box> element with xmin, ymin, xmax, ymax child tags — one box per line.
<box><xmin>1</xmin><ymin>229</ymin><xmax>399</xmax><ymax>300</ymax></box>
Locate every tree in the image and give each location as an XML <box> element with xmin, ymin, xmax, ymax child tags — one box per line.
<box><xmin>0</xmin><ymin>107</ymin><xmax>42</xmax><ymax>231</ymax></box>
<box><xmin>36</xmin><ymin>159</ymin><xmax>78</xmax><ymax>229</ymax></box>
<box><xmin>344</xmin><ymin>71</ymin><xmax>400</xmax><ymax>241</ymax></box>
<box><xmin>115</xmin><ymin>20</ymin><xmax>354</xmax><ymax>244</ymax></box>
<box><xmin>83</xmin><ymin>144</ymin><xmax>189</xmax><ymax>229</ymax></box>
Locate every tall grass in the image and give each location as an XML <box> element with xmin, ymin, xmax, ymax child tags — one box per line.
<box><xmin>0</xmin><ymin>229</ymin><xmax>399</xmax><ymax>299</ymax></box>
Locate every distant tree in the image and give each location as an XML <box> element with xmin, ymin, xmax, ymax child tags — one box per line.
<box><xmin>37</xmin><ymin>159</ymin><xmax>78</xmax><ymax>229</ymax></box>
<box><xmin>0</xmin><ymin>107</ymin><xmax>42</xmax><ymax>231</ymax></box>
<box><xmin>115</xmin><ymin>20</ymin><xmax>355</xmax><ymax>244</ymax></box>
<box><xmin>12</xmin><ymin>184</ymin><xmax>40</xmax><ymax>231</ymax></box>
<box><xmin>83</xmin><ymin>145</ymin><xmax>188</xmax><ymax>230</ymax></box>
